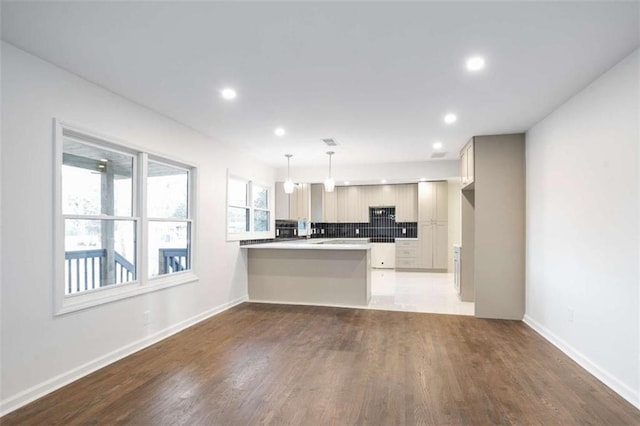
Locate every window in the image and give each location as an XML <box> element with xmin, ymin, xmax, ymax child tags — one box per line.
<box><xmin>227</xmin><ymin>173</ymin><xmax>273</xmax><ymax>240</ymax></box>
<box><xmin>54</xmin><ymin>120</ymin><xmax>197</xmax><ymax>314</ymax></box>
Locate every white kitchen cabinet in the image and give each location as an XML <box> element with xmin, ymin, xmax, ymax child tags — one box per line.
<box><xmin>336</xmin><ymin>186</ymin><xmax>349</xmax><ymax>223</ymax></box>
<box><xmin>289</xmin><ymin>183</ymin><xmax>310</xmax><ymax>221</ymax></box>
<box><xmin>434</xmin><ymin>221</ymin><xmax>448</xmax><ymax>269</ymax></box>
<box><xmin>322</xmin><ymin>188</ymin><xmax>338</xmax><ymax>222</ymax></box>
<box><xmin>395</xmin><ymin>239</ymin><xmax>418</xmax><ymax>269</ymax></box>
<box><xmin>417</xmin><ymin>220</ymin><xmax>448</xmax><ymax>270</ymax></box>
<box><xmin>371</xmin><ymin>243</ymin><xmax>396</xmax><ymax>269</ymax></box>
<box><xmin>395</xmin><ymin>184</ymin><xmax>418</xmax><ymax>222</ymax></box>
<box><xmin>319</xmin><ymin>183</ymin><xmax>418</xmax><ymax>224</ymax></box>
<box><xmin>380</xmin><ymin>184</ymin><xmax>395</xmax><ymax>206</ymax></box>
<box><xmin>416</xmin><ymin>181</ymin><xmax>448</xmax><ymax>270</ymax></box>
<box><xmin>275</xmin><ymin>182</ymin><xmax>290</xmax><ymax>220</ymax></box>
<box><xmin>418</xmin><ymin>181</ymin><xmax>447</xmax><ymax>222</ymax></box>
<box><xmin>461</xmin><ymin>139</ymin><xmax>475</xmax><ymax>189</ymax></box>
<box><xmin>417</xmin><ymin>221</ymin><xmax>434</xmax><ymax>268</ymax></box>
<box><xmin>356</xmin><ymin>185</ymin><xmax>372</xmax><ymax>222</ymax></box>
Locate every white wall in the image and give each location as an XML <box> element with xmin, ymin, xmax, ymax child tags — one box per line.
<box><xmin>275</xmin><ymin>160</ymin><xmax>459</xmax><ymax>185</ymax></box>
<box><xmin>447</xmin><ymin>179</ymin><xmax>461</xmax><ymax>272</ymax></box>
<box><xmin>525</xmin><ymin>49</ymin><xmax>639</xmax><ymax>407</ymax></box>
<box><xmin>0</xmin><ymin>43</ymin><xmax>275</xmax><ymax>413</ymax></box>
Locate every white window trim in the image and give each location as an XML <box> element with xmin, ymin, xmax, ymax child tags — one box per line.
<box><xmin>226</xmin><ymin>170</ymin><xmax>275</xmax><ymax>241</ymax></box>
<box><xmin>53</xmin><ymin>119</ymin><xmax>199</xmax><ymax>315</ymax></box>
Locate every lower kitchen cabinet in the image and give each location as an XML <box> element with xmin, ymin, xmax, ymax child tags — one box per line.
<box><xmin>371</xmin><ymin>243</ymin><xmax>395</xmax><ymax>269</ymax></box>
<box><xmin>395</xmin><ymin>239</ymin><xmax>418</xmax><ymax>269</ymax></box>
<box><xmin>417</xmin><ymin>220</ymin><xmax>448</xmax><ymax>270</ymax></box>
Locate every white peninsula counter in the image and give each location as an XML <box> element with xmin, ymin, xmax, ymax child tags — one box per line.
<box><xmin>242</xmin><ymin>239</ymin><xmax>372</xmax><ymax>307</ymax></box>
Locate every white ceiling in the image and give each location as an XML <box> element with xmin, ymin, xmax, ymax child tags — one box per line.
<box><xmin>2</xmin><ymin>1</ymin><xmax>638</xmax><ymax>167</ymax></box>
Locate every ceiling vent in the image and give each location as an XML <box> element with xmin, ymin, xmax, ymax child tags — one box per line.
<box><xmin>431</xmin><ymin>152</ymin><xmax>447</xmax><ymax>159</ymax></box>
<box><xmin>322</xmin><ymin>138</ymin><xmax>338</xmax><ymax>147</ymax></box>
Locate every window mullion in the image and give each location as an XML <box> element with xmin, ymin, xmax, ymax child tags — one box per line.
<box><xmin>138</xmin><ymin>153</ymin><xmax>148</xmax><ymax>285</ymax></box>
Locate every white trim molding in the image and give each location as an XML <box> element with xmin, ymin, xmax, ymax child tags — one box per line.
<box><xmin>0</xmin><ymin>297</ymin><xmax>248</xmax><ymax>417</ymax></box>
<box><xmin>523</xmin><ymin>315</ymin><xmax>640</xmax><ymax>410</ymax></box>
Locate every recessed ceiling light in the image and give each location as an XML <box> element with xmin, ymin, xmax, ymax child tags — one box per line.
<box><xmin>381</xmin><ymin>179</ymin><xmax>387</xmax><ymax>184</ymax></box>
<box><xmin>99</xmin><ymin>158</ymin><xmax>108</xmax><ymax>162</ymax></box>
<box><xmin>444</xmin><ymin>113</ymin><xmax>457</xmax><ymax>124</ymax></box>
<box><xmin>274</xmin><ymin>127</ymin><xmax>286</xmax><ymax>137</ymax></box>
<box><xmin>221</xmin><ymin>88</ymin><xmax>237</xmax><ymax>100</ymax></box>
<box><xmin>344</xmin><ymin>181</ymin><xmax>350</xmax><ymax>185</ymax></box>
<box><xmin>433</xmin><ymin>141</ymin><xmax>443</xmax><ymax>150</ymax></box>
<box><xmin>466</xmin><ymin>56</ymin><xmax>486</xmax><ymax>71</ymax></box>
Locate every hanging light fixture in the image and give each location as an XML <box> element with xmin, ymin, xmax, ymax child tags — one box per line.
<box><xmin>283</xmin><ymin>154</ymin><xmax>295</xmax><ymax>194</ymax></box>
<box><xmin>324</xmin><ymin>151</ymin><xmax>335</xmax><ymax>193</ymax></box>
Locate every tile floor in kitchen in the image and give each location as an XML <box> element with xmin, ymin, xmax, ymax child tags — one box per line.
<box><xmin>369</xmin><ymin>269</ymin><xmax>474</xmax><ymax>316</ymax></box>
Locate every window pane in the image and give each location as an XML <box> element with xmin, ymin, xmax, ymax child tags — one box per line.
<box><xmin>228</xmin><ymin>207</ymin><xmax>249</xmax><ymax>233</ymax></box>
<box><xmin>148</xmin><ymin>221</ymin><xmax>191</xmax><ymax>278</ymax></box>
<box><xmin>63</xmin><ymin>139</ymin><xmax>134</xmax><ymax>216</ymax></box>
<box><xmin>64</xmin><ymin>219</ymin><xmax>136</xmax><ymax>295</ymax></box>
<box><xmin>228</xmin><ymin>178</ymin><xmax>248</xmax><ymax>207</ymax></box>
<box><xmin>254</xmin><ymin>210</ymin><xmax>270</xmax><ymax>232</ymax></box>
<box><xmin>253</xmin><ymin>185</ymin><xmax>269</xmax><ymax>209</ymax></box>
<box><xmin>147</xmin><ymin>161</ymin><xmax>189</xmax><ymax>219</ymax></box>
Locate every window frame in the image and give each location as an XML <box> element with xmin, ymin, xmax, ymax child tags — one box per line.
<box><xmin>53</xmin><ymin>119</ymin><xmax>198</xmax><ymax>315</ymax></box>
<box><xmin>226</xmin><ymin>170</ymin><xmax>274</xmax><ymax>241</ymax></box>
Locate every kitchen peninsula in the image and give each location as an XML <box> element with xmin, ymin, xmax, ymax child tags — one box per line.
<box><xmin>243</xmin><ymin>239</ymin><xmax>371</xmax><ymax>307</ymax></box>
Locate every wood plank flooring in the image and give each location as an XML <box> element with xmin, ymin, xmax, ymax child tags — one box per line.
<box><xmin>3</xmin><ymin>303</ymin><xmax>639</xmax><ymax>425</ymax></box>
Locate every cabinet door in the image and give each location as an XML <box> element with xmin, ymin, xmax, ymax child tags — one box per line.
<box><xmin>417</xmin><ymin>221</ymin><xmax>434</xmax><ymax>268</ymax></box>
<box><xmin>418</xmin><ymin>182</ymin><xmax>435</xmax><ymax>222</ymax></box>
<box><xmin>323</xmin><ymin>189</ymin><xmax>338</xmax><ymax>222</ymax></box>
<box><xmin>380</xmin><ymin>184</ymin><xmax>394</xmax><ymax>206</ymax></box>
<box><xmin>336</xmin><ymin>186</ymin><xmax>349</xmax><ymax>223</ymax></box>
<box><xmin>356</xmin><ymin>186</ymin><xmax>371</xmax><ymax>222</ymax></box>
<box><xmin>368</xmin><ymin>185</ymin><xmax>382</xmax><ymax>208</ymax></box>
<box><xmin>275</xmin><ymin>182</ymin><xmax>290</xmax><ymax>220</ymax></box>
<box><xmin>461</xmin><ymin>149</ymin><xmax>468</xmax><ymax>186</ymax></box>
<box><xmin>435</xmin><ymin>182</ymin><xmax>448</xmax><ymax>222</ymax></box>
<box><xmin>345</xmin><ymin>186</ymin><xmax>359</xmax><ymax>222</ymax></box>
<box><xmin>288</xmin><ymin>189</ymin><xmax>298</xmax><ymax>220</ymax></box>
<box><xmin>467</xmin><ymin>143</ymin><xmax>474</xmax><ymax>185</ymax></box>
<box><xmin>396</xmin><ymin>184</ymin><xmax>417</xmax><ymax>222</ymax></box>
<box><xmin>303</xmin><ymin>184</ymin><xmax>311</xmax><ymax>220</ymax></box>
<box><xmin>434</xmin><ymin>221</ymin><xmax>448</xmax><ymax>269</ymax></box>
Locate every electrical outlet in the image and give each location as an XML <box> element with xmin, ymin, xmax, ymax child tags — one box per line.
<box><xmin>355</xmin><ymin>229</ymin><xmax>359</xmax><ymax>235</ymax></box>
<box><xmin>321</xmin><ymin>229</ymin><xmax>325</xmax><ymax>234</ymax></box>
<box><xmin>143</xmin><ymin>310</ymin><xmax>151</xmax><ymax>326</ymax></box>
<box><xmin>568</xmin><ymin>307</ymin><xmax>574</xmax><ymax>323</ymax></box>
<box><xmin>402</xmin><ymin>228</ymin><xmax>406</xmax><ymax>234</ymax></box>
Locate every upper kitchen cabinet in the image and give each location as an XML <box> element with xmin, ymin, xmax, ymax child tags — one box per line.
<box><xmin>395</xmin><ymin>184</ymin><xmax>418</xmax><ymax>222</ymax></box>
<box><xmin>322</xmin><ymin>189</ymin><xmax>338</xmax><ymax>222</ymax></box>
<box><xmin>460</xmin><ymin>139</ymin><xmax>475</xmax><ymax>189</ymax></box>
<box><xmin>275</xmin><ymin>182</ymin><xmax>311</xmax><ymax>221</ymax></box>
<box><xmin>290</xmin><ymin>183</ymin><xmax>311</xmax><ymax>221</ymax></box>
<box><xmin>418</xmin><ymin>181</ymin><xmax>447</xmax><ymax>222</ymax></box>
<box><xmin>275</xmin><ymin>182</ymin><xmax>289</xmax><ymax>220</ymax></box>
<box><xmin>336</xmin><ymin>186</ymin><xmax>366</xmax><ymax>223</ymax></box>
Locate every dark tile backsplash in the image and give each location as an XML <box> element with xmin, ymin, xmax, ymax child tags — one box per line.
<box><xmin>312</xmin><ymin>208</ymin><xmax>417</xmax><ymax>243</ymax></box>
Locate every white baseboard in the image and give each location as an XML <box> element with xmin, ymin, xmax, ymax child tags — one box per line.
<box><xmin>523</xmin><ymin>314</ymin><xmax>639</xmax><ymax>410</ymax></box>
<box><xmin>0</xmin><ymin>296</ymin><xmax>248</xmax><ymax>417</ymax></box>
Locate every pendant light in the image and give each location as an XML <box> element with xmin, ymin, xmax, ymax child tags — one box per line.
<box><xmin>324</xmin><ymin>151</ymin><xmax>335</xmax><ymax>193</ymax></box>
<box><xmin>283</xmin><ymin>154</ymin><xmax>295</xmax><ymax>194</ymax></box>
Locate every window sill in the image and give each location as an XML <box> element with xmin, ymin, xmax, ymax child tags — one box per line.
<box><xmin>227</xmin><ymin>231</ymin><xmax>275</xmax><ymax>242</ymax></box>
<box><xmin>55</xmin><ymin>271</ymin><xmax>199</xmax><ymax>316</ymax></box>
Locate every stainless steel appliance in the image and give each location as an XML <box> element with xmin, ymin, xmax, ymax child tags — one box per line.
<box><xmin>275</xmin><ymin>220</ymin><xmax>298</xmax><ymax>239</ymax></box>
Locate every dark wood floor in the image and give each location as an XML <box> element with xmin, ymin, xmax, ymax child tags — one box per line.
<box><xmin>3</xmin><ymin>303</ymin><xmax>640</xmax><ymax>425</ymax></box>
